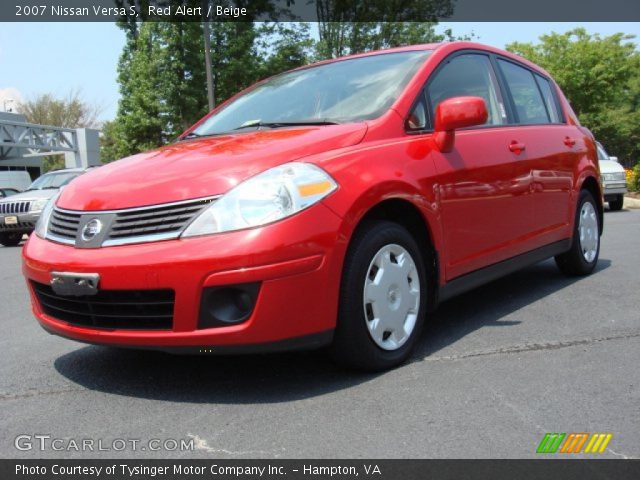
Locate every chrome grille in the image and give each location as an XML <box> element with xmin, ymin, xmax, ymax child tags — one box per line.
<box><xmin>0</xmin><ymin>201</ymin><xmax>31</xmax><ymax>214</ymax></box>
<box><xmin>46</xmin><ymin>196</ymin><xmax>217</xmax><ymax>247</ymax></box>
<box><xmin>109</xmin><ymin>200</ymin><xmax>212</xmax><ymax>239</ymax></box>
<box><xmin>49</xmin><ymin>209</ymin><xmax>81</xmax><ymax>240</ymax></box>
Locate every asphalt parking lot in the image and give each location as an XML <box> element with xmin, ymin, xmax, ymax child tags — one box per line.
<box><xmin>1</xmin><ymin>209</ymin><xmax>639</xmax><ymax>459</ymax></box>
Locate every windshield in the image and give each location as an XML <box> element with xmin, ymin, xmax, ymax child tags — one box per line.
<box><xmin>27</xmin><ymin>172</ymin><xmax>80</xmax><ymax>190</ymax></box>
<box><xmin>191</xmin><ymin>50</ymin><xmax>432</xmax><ymax>136</ymax></box>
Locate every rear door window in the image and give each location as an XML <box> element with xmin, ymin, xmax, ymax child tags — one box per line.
<box><xmin>497</xmin><ymin>59</ymin><xmax>550</xmax><ymax>124</ymax></box>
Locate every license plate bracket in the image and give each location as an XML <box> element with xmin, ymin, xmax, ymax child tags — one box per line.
<box><xmin>50</xmin><ymin>272</ymin><xmax>100</xmax><ymax>296</ymax></box>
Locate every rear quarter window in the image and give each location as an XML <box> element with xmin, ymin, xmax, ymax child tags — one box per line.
<box><xmin>534</xmin><ymin>74</ymin><xmax>562</xmax><ymax>123</ymax></box>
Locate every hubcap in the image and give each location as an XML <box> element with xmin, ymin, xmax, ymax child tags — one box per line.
<box><xmin>363</xmin><ymin>244</ymin><xmax>421</xmax><ymax>351</ymax></box>
<box><xmin>579</xmin><ymin>201</ymin><xmax>599</xmax><ymax>263</ymax></box>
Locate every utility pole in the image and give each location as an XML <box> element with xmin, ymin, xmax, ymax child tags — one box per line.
<box><xmin>202</xmin><ymin>2</ymin><xmax>215</xmax><ymax>111</ymax></box>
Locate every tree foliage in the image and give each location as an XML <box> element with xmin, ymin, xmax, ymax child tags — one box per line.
<box><xmin>18</xmin><ymin>90</ymin><xmax>103</xmax><ymax>171</ymax></box>
<box><xmin>507</xmin><ymin>28</ymin><xmax>640</xmax><ymax>167</ymax></box>
<box><xmin>314</xmin><ymin>0</ymin><xmax>454</xmax><ymax>58</ymax></box>
<box><xmin>315</xmin><ymin>22</ymin><xmax>458</xmax><ymax>59</ymax></box>
<box><xmin>18</xmin><ymin>90</ymin><xmax>102</xmax><ymax>128</ymax></box>
<box><xmin>102</xmin><ymin>20</ymin><xmax>315</xmax><ymax>162</ymax></box>
<box><xmin>103</xmin><ymin>14</ymin><xmax>465</xmax><ymax>161</ymax></box>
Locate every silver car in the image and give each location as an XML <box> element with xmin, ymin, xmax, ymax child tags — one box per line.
<box><xmin>597</xmin><ymin>142</ymin><xmax>627</xmax><ymax>211</ymax></box>
<box><xmin>0</xmin><ymin>168</ymin><xmax>87</xmax><ymax>246</ymax></box>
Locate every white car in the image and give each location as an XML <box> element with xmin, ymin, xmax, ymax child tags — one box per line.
<box><xmin>597</xmin><ymin>142</ymin><xmax>627</xmax><ymax>211</ymax></box>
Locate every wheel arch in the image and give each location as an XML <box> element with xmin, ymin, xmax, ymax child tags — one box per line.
<box><xmin>347</xmin><ymin>197</ymin><xmax>441</xmax><ymax>312</ymax></box>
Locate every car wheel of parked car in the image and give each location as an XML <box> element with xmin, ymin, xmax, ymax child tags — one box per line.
<box><xmin>609</xmin><ymin>195</ymin><xmax>624</xmax><ymax>211</ymax></box>
<box><xmin>0</xmin><ymin>232</ymin><xmax>23</xmax><ymax>247</ymax></box>
<box><xmin>555</xmin><ymin>189</ymin><xmax>600</xmax><ymax>276</ymax></box>
<box><xmin>330</xmin><ymin>221</ymin><xmax>427</xmax><ymax>371</ymax></box>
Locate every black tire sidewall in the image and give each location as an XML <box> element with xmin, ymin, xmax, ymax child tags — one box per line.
<box><xmin>609</xmin><ymin>195</ymin><xmax>624</xmax><ymax>211</ymax></box>
<box><xmin>332</xmin><ymin>221</ymin><xmax>428</xmax><ymax>370</ymax></box>
<box><xmin>568</xmin><ymin>190</ymin><xmax>600</xmax><ymax>273</ymax></box>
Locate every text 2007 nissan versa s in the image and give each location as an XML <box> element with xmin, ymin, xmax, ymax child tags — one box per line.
<box><xmin>23</xmin><ymin>42</ymin><xmax>602</xmax><ymax>370</ymax></box>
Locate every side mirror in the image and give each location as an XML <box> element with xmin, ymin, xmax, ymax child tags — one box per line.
<box><xmin>609</xmin><ymin>156</ymin><xmax>619</xmax><ymax>163</ymax></box>
<box><xmin>434</xmin><ymin>96</ymin><xmax>488</xmax><ymax>152</ymax></box>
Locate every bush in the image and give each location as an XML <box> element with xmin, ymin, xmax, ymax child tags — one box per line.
<box><xmin>628</xmin><ymin>163</ymin><xmax>640</xmax><ymax>192</ymax></box>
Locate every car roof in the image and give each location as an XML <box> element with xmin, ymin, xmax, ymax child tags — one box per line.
<box><xmin>287</xmin><ymin>41</ymin><xmax>552</xmax><ymax>80</ymax></box>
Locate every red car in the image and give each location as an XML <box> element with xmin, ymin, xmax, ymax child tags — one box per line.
<box><xmin>22</xmin><ymin>42</ymin><xmax>602</xmax><ymax>370</ymax></box>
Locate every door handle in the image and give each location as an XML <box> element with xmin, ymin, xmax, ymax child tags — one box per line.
<box><xmin>509</xmin><ymin>141</ymin><xmax>526</xmax><ymax>154</ymax></box>
<box><xmin>564</xmin><ymin>136</ymin><xmax>576</xmax><ymax>147</ymax></box>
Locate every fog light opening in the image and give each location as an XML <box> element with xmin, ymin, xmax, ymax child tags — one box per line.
<box><xmin>198</xmin><ymin>283</ymin><xmax>260</xmax><ymax>329</ymax></box>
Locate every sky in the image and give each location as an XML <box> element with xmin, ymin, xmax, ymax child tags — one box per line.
<box><xmin>1</xmin><ymin>22</ymin><xmax>639</xmax><ymax>123</ymax></box>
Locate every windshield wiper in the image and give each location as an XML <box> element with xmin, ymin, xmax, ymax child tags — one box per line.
<box><xmin>180</xmin><ymin>121</ymin><xmax>339</xmax><ymax>141</ymax></box>
<box><xmin>180</xmin><ymin>131</ymin><xmax>227</xmax><ymax>141</ymax></box>
<box><xmin>183</xmin><ymin>132</ymin><xmax>202</xmax><ymax>139</ymax></box>
<box><xmin>231</xmin><ymin>120</ymin><xmax>340</xmax><ymax>131</ymax></box>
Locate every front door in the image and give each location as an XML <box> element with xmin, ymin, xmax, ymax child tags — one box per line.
<box><xmin>425</xmin><ymin>52</ymin><xmax>534</xmax><ymax>280</ymax></box>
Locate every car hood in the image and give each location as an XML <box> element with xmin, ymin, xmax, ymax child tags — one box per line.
<box><xmin>0</xmin><ymin>189</ymin><xmax>57</xmax><ymax>203</ymax></box>
<box><xmin>58</xmin><ymin>124</ymin><xmax>368</xmax><ymax>211</ymax></box>
<box><xmin>598</xmin><ymin>159</ymin><xmax>625</xmax><ymax>174</ymax></box>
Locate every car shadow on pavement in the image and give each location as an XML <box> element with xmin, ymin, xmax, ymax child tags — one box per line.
<box><xmin>415</xmin><ymin>257</ymin><xmax>611</xmax><ymax>359</ymax></box>
<box><xmin>53</xmin><ymin>258</ymin><xmax>611</xmax><ymax>404</ymax></box>
<box><xmin>54</xmin><ymin>346</ymin><xmax>376</xmax><ymax>404</ymax></box>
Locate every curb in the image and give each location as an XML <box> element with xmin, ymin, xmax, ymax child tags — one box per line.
<box><xmin>623</xmin><ymin>195</ymin><xmax>640</xmax><ymax>209</ymax></box>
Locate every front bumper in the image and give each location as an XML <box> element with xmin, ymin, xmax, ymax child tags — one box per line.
<box><xmin>602</xmin><ymin>181</ymin><xmax>627</xmax><ymax>197</ymax></box>
<box><xmin>22</xmin><ymin>203</ymin><xmax>345</xmax><ymax>353</ymax></box>
<box><xmin>0</xmin><ymin>211</ymin><xmax>39</xmax><ymax>233</ymax></box>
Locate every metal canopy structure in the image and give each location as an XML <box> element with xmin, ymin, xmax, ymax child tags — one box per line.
<box><xmin>0</xmin><ymin>112</ymin><xmax>100</xmax><ymax>171</ymax></box>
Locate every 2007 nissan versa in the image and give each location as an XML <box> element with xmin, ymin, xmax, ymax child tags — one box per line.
<box><xmin>22</xmin><ymin>42</ymin><xmax>602</xmax><ymax>370</ymax></box>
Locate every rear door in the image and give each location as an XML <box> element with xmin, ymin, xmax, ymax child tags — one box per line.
<box><xmin>495</xmin><ymin>58</ymin><xmax>576</xmax><ymax>244</ymax></box>
<box><xmin>422</xmin><ymin>52</ymin><xmax>535</xmax><ymax>279</ymax></box>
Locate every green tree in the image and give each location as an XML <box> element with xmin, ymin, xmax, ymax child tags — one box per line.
<box><xmin>104</xmin><ymin>20</ymin><xmax>314</xmax><ymax>162</ymax></box>
<box><xmin>314</xmin><ymin>0</ymin><xmax>455</xmax><ymax>58</ymax></box>
<box><xmin>507</xmin><ymin>28</ymin><xmax>640</xmax><ymax>166</ymax></box>
<box><xmin>315</xmin><ymin>22</ymin><xmax>458</xmax><ymax>59</ymax></box>
<box><xmin>103</xmin><ymin>22</ymin><xmax>209</xmax><ymax>161</ymax></box>
<box><xmin>107</xmin><ymin>22</ymin><xmax>165</xmax><ymax>161</ymax></box>
<box><xmin>256</xmin><ymin>22</ymin><xmax>315</xmax><ymax>79</ymax></box>
<box><xmin>207</xmin><ymin>22</ymin><xmax>261</xmax><ymax>107</ymax></box>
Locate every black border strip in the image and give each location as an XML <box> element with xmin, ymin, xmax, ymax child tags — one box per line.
<box><xmin>2</xmin><ymin>459</ymin><xmax>640</xmax><ymax>480</ymax></box>
<box><xmin>2</xmin><ymin>0</ymin><xmax>640</xmax><ymax>22</ymax></box>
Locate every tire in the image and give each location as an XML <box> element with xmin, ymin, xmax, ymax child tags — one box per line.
<box><xmin>555</xmin><ymin>189</ymin><xmax>600</xmax><ymax>276</ymax></box>
<box><xmin>330</xmin><ymin>221</ymin><xmax>428</xmax><ymax>371</ymax></box>
<box><xmin>0</xmin><ymin>232</ymin><xmax>23</xmax><ymax>247</ymax></box>
<box><xmin>609</xmin><ymin>195</ymin><xmax>624</xmax><ymax>211</ymax></box>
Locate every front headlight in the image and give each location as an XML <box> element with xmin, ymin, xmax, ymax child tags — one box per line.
<box><xmin>602</xmin><ymin>172</ymin><xmax>625</xmax><ymax>181</ymax></box>
<box><xmin>182</xmin><ymin>162</ymin><xmax>337</xmax><ymax>237</ymax></box>
<box><xmin>34</xmin><ymin>193</ymin><xmax>59</xmax><ymax>239</ymax></box>
<box><xmin>30</xmin><ymin>198</ymin><xmax>49</xmax><ymax>212</ymax></box>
